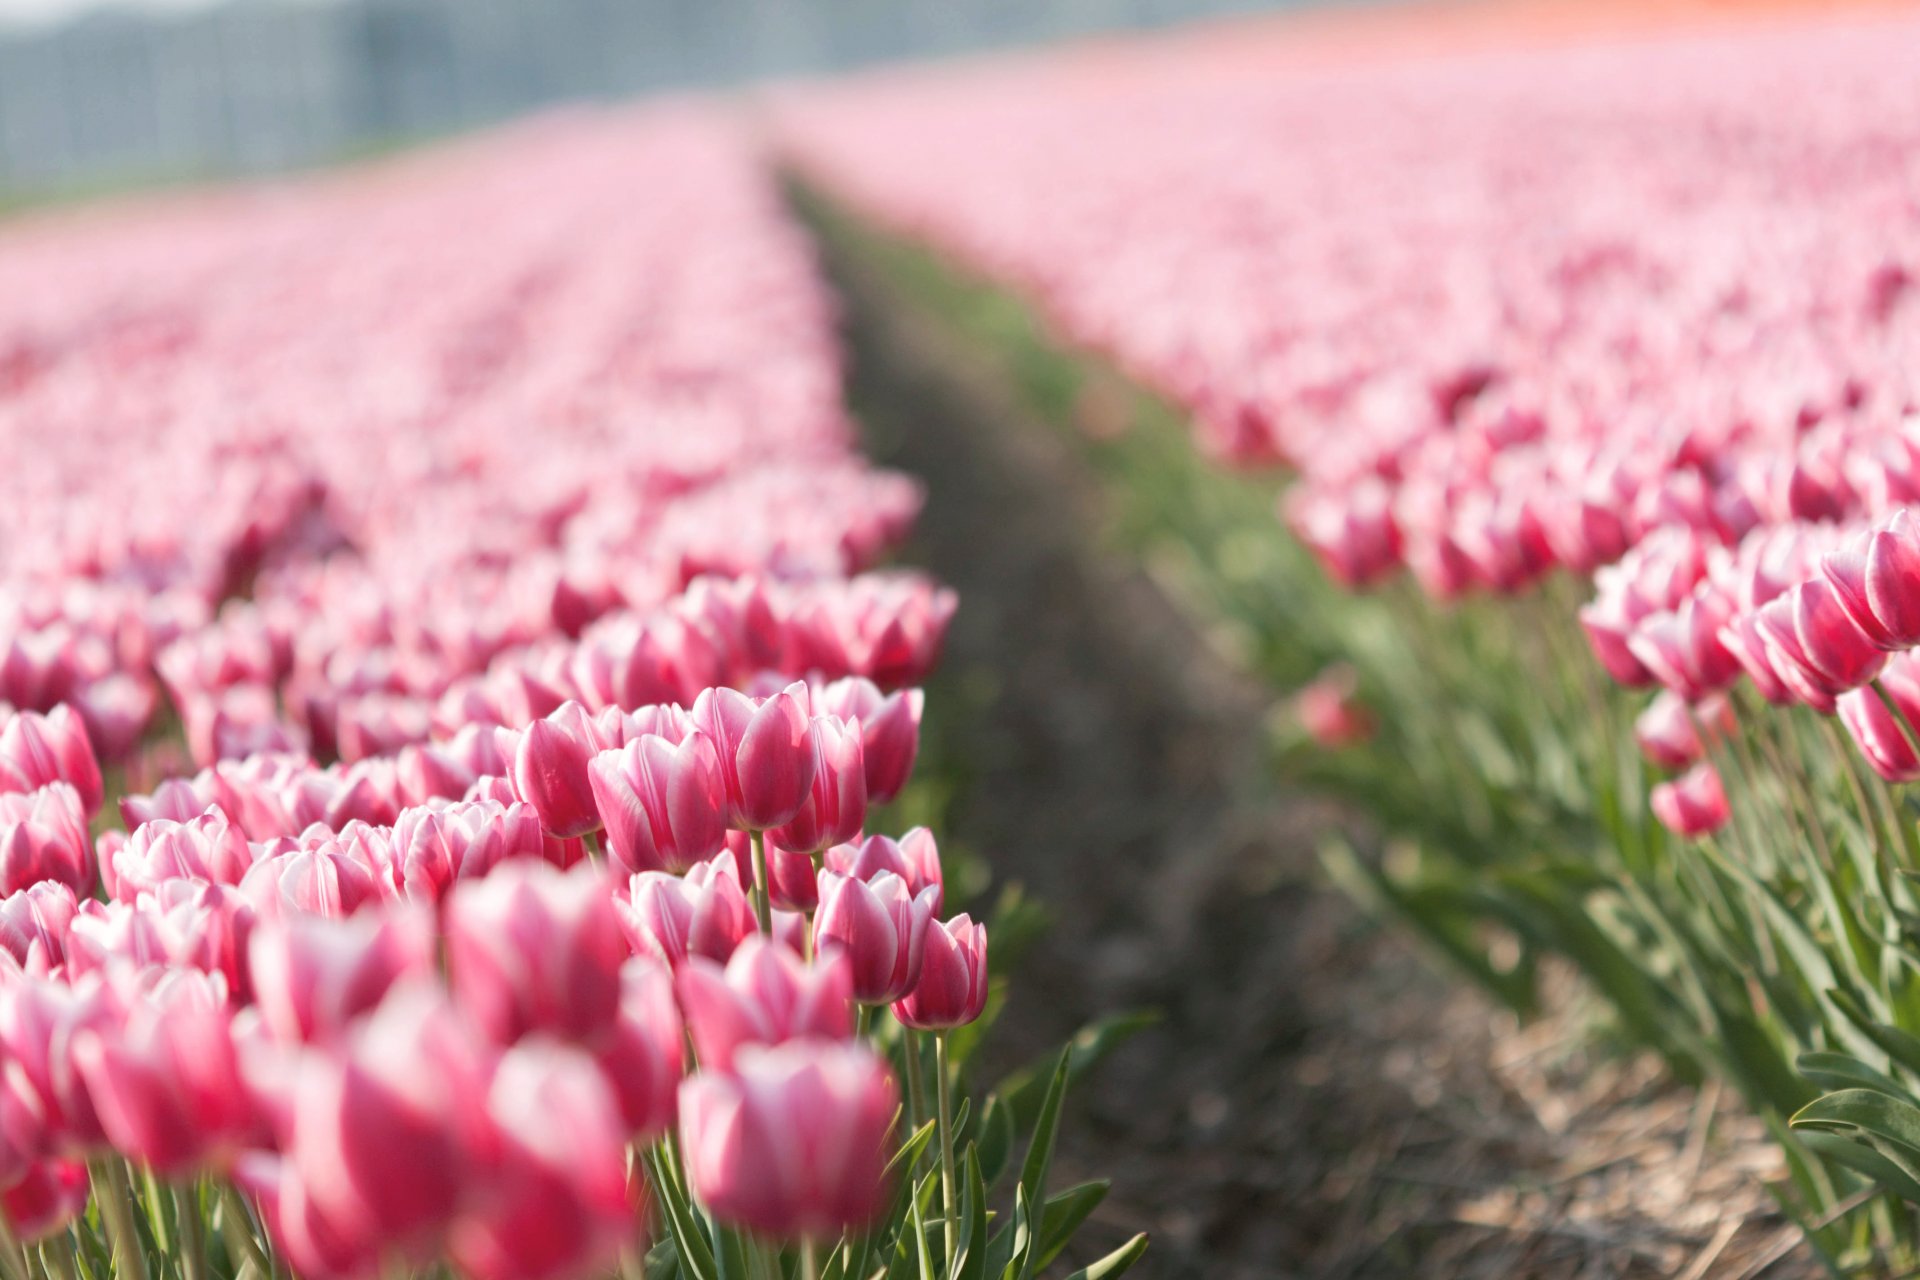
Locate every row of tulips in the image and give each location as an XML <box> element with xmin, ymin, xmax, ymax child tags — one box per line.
<box><xmin>0</xmin><ymin>107</ymin><xmax>1139</xmax><ymax>1280</ymax></box>
<box><xmin>778</xmin><ymin>10</ymin><xmax>1920</xmax><ymax>1266</ymax></box>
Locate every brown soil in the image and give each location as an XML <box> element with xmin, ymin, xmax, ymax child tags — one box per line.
<box><xmin>812</xmin><ymin>206</ymin><xmax>1822</xmax><ymax>1279</ymax></box>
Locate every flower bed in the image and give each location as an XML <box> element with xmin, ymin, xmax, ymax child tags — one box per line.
<box><xmin>778</xmin><ymin>9</ymin><xmax>1920</xmax><ymax>1265</ymax></box>
<box><xmin>0</xmin><ymin>108</ymin><xmax>1138</xmax><ymax>1280</ymax></box>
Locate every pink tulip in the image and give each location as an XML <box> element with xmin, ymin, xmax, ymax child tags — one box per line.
<box><xmin>1650</xmin><ymin>763</ymin><xmax>1731</xmax><ymax>839</ymax></box>
<box><xmin>280</xmin><ymin>982</ymin><xmax>490</xmax><ymax>1258</ymax></box>
<box><xmin>1838</xmin><ymin>688</ymin><xmax>1920</xmax><ymax>784</ymax></box>
<box><xmin>0</xmin><ymin>706</ymin><xmax>102</xmax><ymax>818</ymax></box>
<box><xmin>824</xmin><ymin>830</ymin><xmax>943</xmax><ymax>915</ymax></box>
<box><xmin>1756</xmin><ymin>580</ymin><xmax>1887</xmax><ymax>701</ymax></box>
<box><xmin>450</xmin><ymin>1043</ymin><xmax>633</xmax><ymax>1280</ymax></box>
<box><xmin>446</xmin><ymin>862</ymin><xmax>627</xmax><ymax>1044</ymax></box>
<box><xmin>1626</xmin><ymin>592</ymin><xmax>1741</xmax><ymax>701</ymax></box>
<box><xmin>769</xmin><ymin>715</ymin><xmax>867</xmax><ymax>856</ymax></box>
<box><xmin>1823</xmin><ymin>510</ymin><xmax>1920</xmax><ymax>650</ymax></box>
<box><xmin>678</xmin><ymin>1042</ymin><xmax>896</xmax><ymax>1240</ymax></box>
<box><xmin>0</xmin><ymin>882</ymin><xmax>78</xmax><ymax>976</ymax></box>
<box><xmin>103</xmin><ymin>807</ymin><xmax>256</xmax><ymax>902</ymax></box>
<box><xmin>0</xmin><ymin>974</ymin><xmax>121</xmax><ymax>1149</ymax></box>
<box><xmin>239</xmin><ymin>843</ymin><xmax>381</xmax><ymax>920</ymax></box>
<box><xmin>72</xmin><ymin>971</ymin><xmax>255</xmax><ymax>1174</ymax></box>
<box><xmin>249</xmin><ymin>908</ymin><xmax>437</xmax><ymax>1044</ymax></box>
<box><xmin>512</xmin><ymin>703</ymin><xmax>607</xmax><ymax>841</ymax></box>
<box><xmin>691</xmin><ymin>684</ymin><xmax>817</xmax><ymax>831</ymax></box>
<box><xmin>595</xmin><ymin>959</ymin><xmax>684</xmax><ymax>1140</ymax></box>
<box><xmin>620</xmin><ymin>863</ymin><xmax>756</xmax><ymax>968</ymax></box>
<box><xmin>0</xmin><ymin>783</ymin><xmax>93</xmax><ymax>898</ymax></box>
<box><xmin>385</xmin><ymin>799</ymin><xmax>548</xmax><ymax>902</ymax></box>
<box><xmin>676</xmin><ymin>937</ymin><xmax>853</xmax><ymax>1072</ymax></box>
<box><xmin>1294</xmin><ymin>667</ymin><xmax>1373</xmax><ymax>748</ymax></box>
<box><xmin>894</xmin><ymin>914</ymin><xmax>989</xmax><ymax>1030</ymax></box>
<box><xmin>2</xmin><ymin>1160</ymin><xmax>89</xmax><ymax>1243</ymax></box>
<box><xmin>812</xmin><ymin>870</ymin><xmax>935</xmax><ymax>1005</ymax></box>
<box><xmin>1634</xmin><ymin>691</ymin><xmax>1706</xmax><ymax>772</ymax></box>
<box><xmin>588</xmin><ymin>731</ymin><xmax>729</xmax><ymax>875</ymax></box>
<box><xmin>814</xmin><ymin>678</ymin><xmax>923</xmax><ymax>805</ymax></box>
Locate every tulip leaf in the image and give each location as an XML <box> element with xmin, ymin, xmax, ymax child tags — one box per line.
<box><xmin>1798</xmin><ymin>1052</ymin><xmax>1918</xmax><ymax>1103</ymax></box>
<box><xmin>711</xmin><ymin>1222</ymin><xmax>751</xmax><ymax>1280</ymax></box>
<box><xmin>976</xmin><ymin>1094</ymin><xmax>1017</xmax><ymax>1187</ymax></box>
<box><xmin>648</xmin><ymin>1149</ymin><xmax>720</xmax><ymax>1280</ymax></box>
<box><xmin>996</xmin><ymin>1183</ymin><xmax>1035</xmax><ymax>1280</ymax></box>
<box><xmin>1011</xmin><ymin>1051</ymin><xmax>1070</xmax><ymax>1280</ymax></box>
<box><xmin>1791</xmin><ymin>1087</ymin><xmax>1920</xmax><ymax>1205</ymax></box>
<box><xmin>1797</xmin><ymin>1131</ymin><xmax>1920</xmax><ymax>1207</ymax></box>
<box><xmin>1034</xmin><ymin>1182</ymin><xmax>1110</xmax><ymax>1272</ymax></box>
<box><xmin>1058</xmin><ymin>1233</ymin><xmax>1148</xmax><ymax>1280</ymax></box>
<box><xmin>1829</xmin><ymin>988</ymin><xmax>1920</xmax><ymax>1083</ymax></box>
<box><xmin>954</xmin><ymin>1148</ymin><xmax>989</xmax><ymax>1280</ymax></box>
<box><xmin>912</xmin><ymin>1196</ymin><xmax>937</xmax><ymax>1280</ymax></box>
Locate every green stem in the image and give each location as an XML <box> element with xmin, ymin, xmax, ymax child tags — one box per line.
<box><xmin>934</xmin><ymin>1032</ymin><xmax>959</xmax><ymax>1271</ymax></box>
<box><xmin>88</xmin><ymin>1160</ymin><xmax>150</xmax><ymax>1280</ymax></box>
<box><xmin>38</xmin><ymin>1236</ymin><xmax>79</xmax><ymax>1280</ymax></box>
<box><xmin>172</xmin><ymin>1184</ymin><xmax>207</xmax><ymax>1280</ymax></box>
<box><xmin>217</xmin><ymin>1186</ymin><xmax>270</xmax><ymax>1280</ymax></box>
<box><xmin>854</xmin><ymin>1004</ymin><xmax>871</xmax><ymax>1043</ymax></box>
<box><xmin>802</xmin><ymin>1240</ymin><xmax>819</xmax><ymax>1280</ymax></box>
<box><xmin>901</xmin><ymin>1026</ymin><xmax>925</xmax><ymax>1144</ymax></box>
<box><xmin>583</xmin><ymin>829</ymin><xmax>604</xmax><ymax>865</ymax></box>
<box><xmin>0</xmin><ymin>1213</ymin><xmax>27</xmax><ymax>1280</ymax></box>
<box><xmin>749</xmin><ymin>831</ymin><xmax>773</xmax><ymax>935</ymax></box>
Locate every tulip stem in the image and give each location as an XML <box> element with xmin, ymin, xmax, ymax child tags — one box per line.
<box><xmin>934</xmin><ymin>1032</ymin><xmax>959</xmax><ymax>1272</ymax></box>
<box><xmin>900</xmin><ymin>1026</ymin><xmax>925</xmax><ymax>1146</ymax></box>
<box><xmin>172</xmin><ymin>1183</ymin><xmax>208</xmax><ymax>1280</ymax></box>
<box><xmin>749</xmin><ymin>831</ymin><xmax>774</xmax><ymax>935</ymax></box>
<box><xmin>88</xmin><ymin>1159</ymin><xmax>150</xmax><ymax>1280</ymax></box>
<box><xmin>0</xmin><ymin>1213</ymin><xmax>27</xmax><ymax>1280</ymax></box>
<box><xmin>38</xmin><ymin>1235</ymin><xmax>79</xmax><ymax>1280</ymax></box>
<box><xmin>854</xmin><ymin>1005</ymin><xmax>871</xmax><ymax>1042</ymax></box>
<box><xmin>583</xmin><ymin>829</ymin><xmax>603</xmax><ymax>865</ymax></box>
<box><xmin>217</xmin><ymin>1186</ymin><xmax>271</xmax><ymax>1280</ymax></box>
<box><xmin>801</xmin><ymin>1240</ymin><xmax>819</xmax><ymax>1280</ymax></box>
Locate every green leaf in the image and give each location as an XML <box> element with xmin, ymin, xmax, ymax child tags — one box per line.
<box><xmin>975</xmin><ymin>1094</ymin><xmax>1016</xmax><ymax>1187</ymax></box>
<box><xmin>1013</xmin><ymin>1052</ymin><xmax>1069</xmax><ymax>1280</ymax></box>
<box><xmin>1059</xmin><ymin>1234</ymin><xmax>1148</xmax><ymax>1280</ymax></box>
<box><xmin>1798</xmin><ymin>1052</ymin><xmax>1918</xmax><ymax>1103</ymax></box>
<box><xmin>648</xmin><ymin>1149</ymin><xmax>719</xmax><ymax>1280</ymax></box>
<box><xmin>1791</xmin><ymin>1088</ymin><xmax>1920</xmax><ymax>1205</ymax></box>
<box><xmin>954</xmin><ymin>1148</ymin><xmax>990</xmax><ymax>1280</ymax></box>
<box><xmin>1034</xmin><ymin>1182</ymin><xmax>1109</xmax><ymax>1272</ymax></box>
<box><xmin>1798</xmin><ymin>1132</ymin><xmax>1920</xmax><ymax>1206</ymax></box>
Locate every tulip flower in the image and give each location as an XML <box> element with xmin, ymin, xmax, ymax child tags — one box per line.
<box><xmin>1650</xmin><ymin>763</ymin><xmax>1731</xmax><ymax>839</ymax></box>
<box><xmin>446</xmin><ymin>861</ymin><xmax>627</xmax><ymax>1044</ymax></box>
<box><xmin>1294</xmin><ymin>666</ymin><xmax>1373</xmax><ymax>748</ymax></box>
<box><xmin>588</xmin><ymin>731</ymin><xmax>729</xmax><ymax>875</ymax></box>
<box><xmin>814</xmin><ymin>678</ymin><xmax>924</xmax><ymax>805</ymax></box>
<box><xmin>1822</xmin><ymin>510</ymin><xmax>1920</xmax><ymax>650</ymax></box>
<box><xmin>512</xmin><ymin>702</ymin><xmax>610</xmax><ymax>841</ymax></box>
<box><xmin>825</xmin><ymin>830</ymin><xmax>943</xmax><ymax>915</ymax></box>
<box><xmin>1838</xmin><ymin>687</ymin><xmax>1920</xmax><ymax>784</ymax></box>
<box><xmin>249</xmin><ymin>908</ymin><xmax>437</xmax><ymax>1044</ymax></box>
<box><xmin>0</xmin><ymin>783</ymin><xmax>94</xmax><ymax>898</ymax></box>
<box><xmin>2</xmin><ymin>1160</ymin><xmax>89</xmax><ymax>1243</ymax></box>
<box><xmin>678</xmin><ymin>1042</ymin><xmax>896</xmax><ymax>1240</ymax></box>
<box><xmin>0</xmin><ymin>705</ymin><xmax>102</xmax><ymax>818</ymax></box>
<box><xmin>676</xmin><ymin>937</ymin><xmax>853</xmax><ymax>1072</ymax></box>
<box><xmin>103</xmin><ymin>807</ymin><xmax>256</xmax><ymax>902</ymax></box>
<box><xmin>1756</xmin><ymin>580</ymin><xmax>1887</xmax><ymax>702</ymax></box>
<box><xmin>690</xmin><ymin>684</ymin><xmax>817</xmax><ymax>831</ymax></box>
<box><xmin>769</xmin><ymin>715</ymin><xmax>867</xmax><ymax>857</ymax></box>
<box><xmin>595</xmin><ymin>959</ymin><xmax>684</xmax><ymax>1140</ymax></box>
<box><xmin>812</xmin><ymin>870</ymin><xmax>935</xmax><ymax>1005</ymax></box>
<box><xmin>239</xmin><ymin>843</ymin><xmax>381</xmax><ymax>920</ymax></box>
<box><xmin>386</xmin><ymin>799</ymin><xmax>548</xmax><ymax>902</ymax></box>
<box><xmin>620</xmin><ymin>863</ymin><xmax>757</xmax><ymax>969</ymax></box>
<box><xmin>0</xmin><ymin>882</ymin><xmax>78</xmax><ymax>976</ymax></box>
<box><xmin>71</xmin><ymin>971</ymin><xmax>256</xmax><ymax>1174</ymax></box>
<box><xmin>894</xmin><ymin>915</ymin><xmax>988</xmax><ymax>1030</ymax></box>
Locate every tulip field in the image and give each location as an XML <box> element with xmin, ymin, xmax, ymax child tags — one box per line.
<box><xmin>12</xmin><ymin>2</ymin><xmax>1920</xmax><ymax>1278</ymax></box>
<box><xmin>0</xmin><ymin>107</ymin><xmax>1148</xmax><ymax>1280</ymax></box>
<box><xmin>775</xmin><ymin>6</ymin><xmax>1920</xmax><ymax>1273</ymax></box>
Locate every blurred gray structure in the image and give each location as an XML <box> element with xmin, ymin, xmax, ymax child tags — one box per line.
<box><xmin>0</xmin><ymin>0</ymin><xmax>1293</xmax><ymax>194</ymax></box>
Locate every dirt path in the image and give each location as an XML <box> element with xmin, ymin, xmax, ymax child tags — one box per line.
<box><xmin>806</xmin><ymin>198</ymin><xmax>1819</xmax><ymax>1280</ymax></box>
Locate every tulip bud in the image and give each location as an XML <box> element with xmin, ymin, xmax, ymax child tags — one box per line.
<box><xmin>1822</xmin><ymin>510</ymin><xmax>1920</xmax><ymax>650</ymax></box>
<box><xmin>1650</xmin><ymin>763</ymin><xmax>1731</xmax><ymax>839</ymax></box>
<box><xmin>691</xmin><ymin>684</ymin><xmax>816</xmax><ymax>831</ymax></box>
<box><xmin>676</xmin><ymin>937</ymin><xmax>853</xmax><ymax>1072</ymax></box>
<box><xmin>512</xmin><ymin>703</ymin><xmax>607</xmax><ymax>840</ymax></box>
<box><xmin>678</xmin><ymin>1042</ymin><xmax>895</xmax><ymax>1240</ymax></box>
<box><xmin>812</xmin><ymin>871</ymin><xmax>935</xmax><ymax>1005</ymax></box>
<box><xmin>1838</xmin><ymin>687</ymin><xmax>1920</xmax><ymax>784</ymax></box>
<box><xmin>2</xmin><ymin>1161</ymin><xmax>88</xmax><ymax>1243</ymax></box>
<box><xmin>588</xmin><ymin>732</ymin><xmax>729</xmax><ymax>875</ymax></box>
<box><xmin>595</xmin><ymin>959</ymin><xmax>683</xmax><ymax>1140</ymax></box>
<box><xmin>894</xmin><ymin>915</ymin><xmax>988</xmax><ymax>1030</ymax></box>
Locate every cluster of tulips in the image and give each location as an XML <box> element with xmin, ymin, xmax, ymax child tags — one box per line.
<box><xmin>779</xmin><ymin>9</ymin><xmax>1920</xmax><ymax>1258</ymax></box>
<box><xmin>0</xmin><ymin>107</ymin><xmax>1140</xmax><ymax>1280</ymax></box>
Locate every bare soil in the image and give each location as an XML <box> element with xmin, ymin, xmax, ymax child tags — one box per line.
<box><xmin>810</xmin><ymin>204</ymin><xmax>1821</xmax><ymax>1280</ymax></box>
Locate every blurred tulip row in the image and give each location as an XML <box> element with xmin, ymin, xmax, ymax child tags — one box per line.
<box><xmin>778</xmin><ymin>11</ymin><xmax>1920</xmax><ymax>1265</ymax></box>
<box><xmin>0</xmin><ymin>109</ymin><xmax>1141</xmax><ymax>1280</ymax></box>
